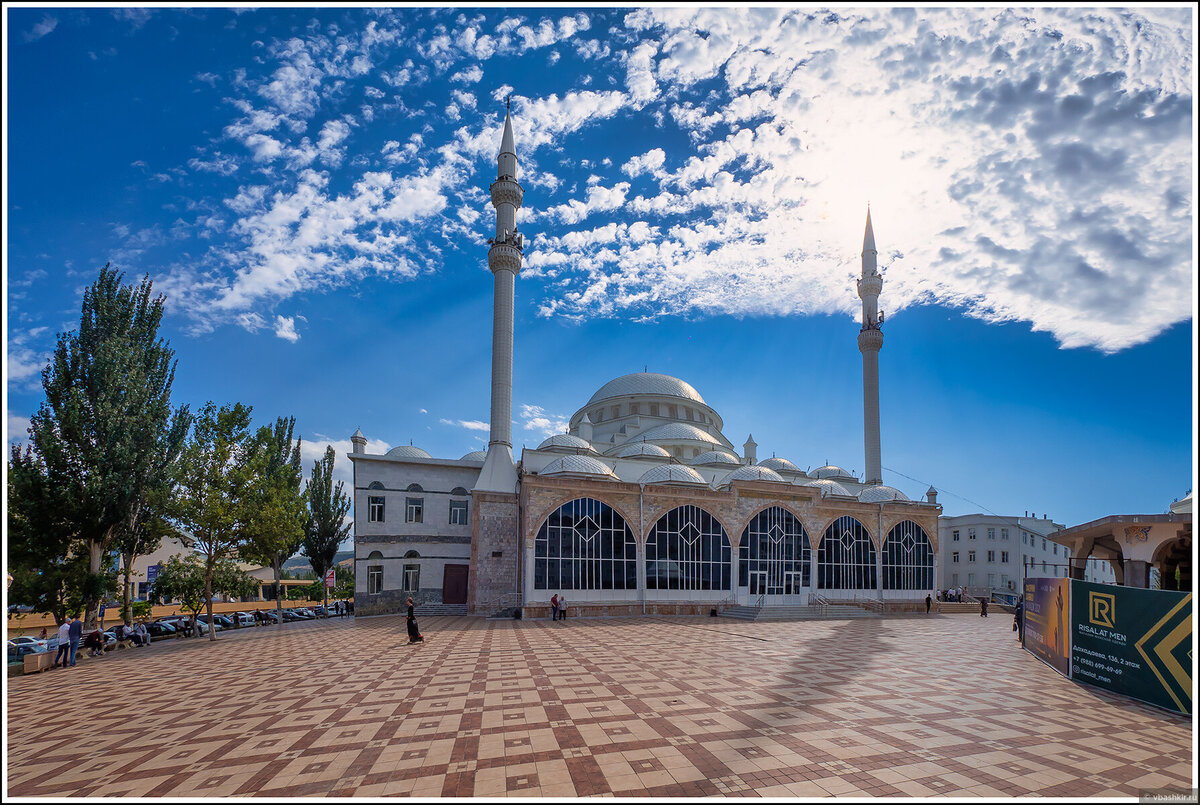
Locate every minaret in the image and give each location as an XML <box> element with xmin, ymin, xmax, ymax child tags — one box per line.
<box><xmin>743</xmin><ymin>434</ymin><xmax>757</xmax><ymax>466</ymax></box>
<box><xmin>857</xmin><ymin>208</ymin><xmax>884</xmax><ymax>485</ymax></box>
<box><xmin>351</xmin><ymin>428</ymin><xmax>366</xmax><ymax>454</ymax></box>
<box><xmin>475</xmin><ymin>100</ymin><xmax>524</xmax><ymax>493</ymax></box>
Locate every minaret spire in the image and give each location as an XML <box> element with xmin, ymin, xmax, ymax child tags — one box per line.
<box><xmin>856</xmin><ymin>207</ymin><xmax>884</xmax><ymax>485</ymax></box>
<box><xmin>475</xmin><ymin>102</ymin><xmax>525</xmax><ymax>494</ymax></box>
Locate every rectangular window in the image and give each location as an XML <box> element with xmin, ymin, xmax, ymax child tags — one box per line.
<box><xmin>1053</xmin><ymin>544</ymin><xmax>1058</xmax><ymax>555</ymax></box>
<box><xmin>650</xmin><ymin>404</ymin><xmax>659</xmax><ymax>416</ymax></box>
<box><xmin>406</xmin><ymin>497</ymin><xmax>423</xmax><ymax>523</ymax></box>
<box><xmin>1001</xmin><ymin>551</ymin><xmax>1009</xmax><ymax>563</ymax></box>
<box><xmin>368</xmin><ymin>565</ymin><xmax>383</xmax><ymax>595</ymax></box>
<box><xmin>368</xmin><ymin>496</ymin><xmax>385</xmax><ymax>522</ymax></box>
<box><xmin>449</xmin><ymin>500</ymin><xmax>469</xmax><ymax>525</ymax></box>
<box><xmin>1001</xmin><ymin>528</ymin><xmax>1009</xmax><ymax>540</ymax></box>
<box><xmin>988</xmin><ymin>573</ymin><xmax>996</xmax><ymax>587</ymax></box>
<box><xmin>1042</xmin><ymin>539</ymin><xmax>1046</xmax><ymax>551</ymax></box>
<box><xmin>952</xmin><ymin>530</ymin><xmax>960</xmax><ymax>541</ymax></box>
<box><xmin>952</xmin><ymin>552</ymin><xmax>959</xmax><ymax>563</ymax></box>
<box><xmin>611</xmin><ymin>405</ymin><xmax>620</xmax><ymax>419</ymax></box>
<box><xmin>968</xmin><ymin>528</ymin><xmax>976</xmax><ymax>540</ymax></box>
<box><xmin>968</xmin><ymin>572</ymin><xmax>976</xmax><ymax>585</ymax></box>
<box><xmin>403</xmin><ymin>564</ymin><xmax>420</xmax><ymax>592</ymax></box>
<box><xmin>987</xmin><ymin>528</ymin><xmax>995</xmax><ymax>540</ymax></box>
<box><xmin>987</xmin><ymin>550</ymin><xmax>995</xmax><ymax>562</ymax></box>
<box><xmin>951</xmin><ymin>573</ymin><xmax>959</xmax><ymax>586</ymax></box>
<box><xmin>968</xmin><ymin>551</ymin><xmax>976</xmax><ymax>562</ymax></box>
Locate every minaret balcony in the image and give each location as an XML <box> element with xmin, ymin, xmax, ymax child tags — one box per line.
<box><xmin>857</xmin><ymin>275</ymin><xmax>882</xmax><ymax>298</ymax></box>
<box><xmin>857</xmin><ymin>327</ymin><xmax>884</xmax><ymax>352</ymax></box>
<box><xmin>488</xmin><ymin>242</ymin><xmax>523</xmax><ymax>274</ymax></box>
<box><xmin>490</xmin><ymin>179</ymin><xmax>524</xmax><ymax>209</ymax></box>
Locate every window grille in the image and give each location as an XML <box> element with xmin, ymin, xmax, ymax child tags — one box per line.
<box><xmin>818</xmin><ymin>516</ymin><xmax>876</xmax><ymax>590</ymax></box>
<box><xmin>882</xmin><ymin>520</ymin><xmax>934</xmax><ymax>590</ymax></box>
<box><xmin>738</xmin><ymin>506</ymin><xmax>811</xmax><ymax>593</ymax></box>
<box><xmin>534</xmin><ymin>498</ymin><xmax>637</xmax><ymax>590</ymax></box>
<box><xmin>646</xmin><ymin>505</ymin><xmax>732</xmax><ymax>591</ymax></box>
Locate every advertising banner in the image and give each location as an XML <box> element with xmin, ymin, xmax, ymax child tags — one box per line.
<box><xmin>1071</xmin><ymin>580</ymin><xmax>1192</xmax><ymax>715</ymax></box>
<box><xmin>324</xmin><ymin>569</ymin><xmax>336</xmax><ymax>588</ymax></box>
<box><xmin>147</xmin><ymin>564</ymin><xmax>160</xmax><ymax>584</ymax></box>
<box><xmin>1023</xmin><ymin>577</ymin><xmax>1071</xmax><ymax>677</ymax></box>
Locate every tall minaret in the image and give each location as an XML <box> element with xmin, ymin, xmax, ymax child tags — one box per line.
<box><xmin>857</xmin><ymin>208</ymin><xmax>884</xmax><ymax>485</ymax></box>
<box><xmin>474</xmin><ymin>100</ymin><xmax>524</xmax><ymax>493</ymax></box>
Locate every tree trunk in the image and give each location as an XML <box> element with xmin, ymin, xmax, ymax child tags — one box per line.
<box><xmin>273</xmin><ymin>556</ymin><xmax>284</xmax><ymax>627</ymax></box>
<box><xmin>205</xmin><ymin>566</ymin><xmax>216</xmax><ymax>642</ymax></box>
<box><xmin>121</xmin><ymin>551</ymin><xmax>136</xmax><ymax>626</ymax></box>
<box><xmin>85</xmin><ymin>539</ymin><xmax>104</xmax><ymax>629</ymax></box>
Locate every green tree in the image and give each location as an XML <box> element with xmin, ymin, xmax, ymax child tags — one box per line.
<box><xmin>240</xmin><ymin>416</ymin><xmax>307</xmax><ymax>628</ymax></box>
<box><xmin>173</xmin><ymin>401</ymin><xmax>254</xmax><ymax>641</ymax></box>
<box><xmin>303</xmin><ymin>445</ymin><xmax>351</xmax><ymax>611</ymax></box>
<box><xmin>149</xmin><ymin>554</ymin><xmax>256</xmax><ymax>636</ymax></box>
<box><xmin>28</xmin><ymin>265</ymin><xmax>187</xmax><ymax>629</ymax></box>
<box><xmin>114</xmin><ymin>483</ymin><xmax>183</xmax><ymax>627</ymax></box>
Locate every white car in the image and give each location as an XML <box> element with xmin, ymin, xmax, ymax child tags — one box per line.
<box><xmin>233</xmin><ymin>612</ymin><xmax>256</xmax><ymax>627</ymax></box>
<box><xmin>10</xmin><ymin>636</ymin><xmax>49</xmax><ymax>652</ymax></box>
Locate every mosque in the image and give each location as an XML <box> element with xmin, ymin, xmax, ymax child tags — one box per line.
<box><xmin>350</xmin><ymin>108</ymin><xmax>941</xmax><ymax>617</ymax></box>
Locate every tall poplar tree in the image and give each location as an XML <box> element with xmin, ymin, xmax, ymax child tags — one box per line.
<box><xmin>173</xmin><ymin>401</ymin><xmax>254</xmax><ymax>641</ymax></box>
<box><xmin>303</xmin><ymin>446</ymin><xmax>351</xmax><ymax>610</ymax></box>
<box><xmin>240</xmin><ymin>417</ymin><xmax>307</xmax><ymax>627</ymax></box>
<box><xmin>28</xmin><ymin>265</ymin><xmax>188</xmax><ymax>629</ymax></box>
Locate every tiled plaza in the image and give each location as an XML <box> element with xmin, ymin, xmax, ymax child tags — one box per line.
<box><xmin>5</xmin><ymin>612</ymin><xmax>1193</xmax><ymax>798</ymax></box>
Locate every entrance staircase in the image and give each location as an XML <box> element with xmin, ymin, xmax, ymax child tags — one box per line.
<box><xmin>720</xmin><ymin>603</ymin><xmax>880</xmax><ymax>621</ymax></box>
<box><xmin>937</xmin><ymin>601</ymin><xmax>981</xmax><ymax>614</ymax></box>
<box><xmin>418</xmin><ymin>604</ymin><xmax>468</xmax><ymax>616</ymax></box>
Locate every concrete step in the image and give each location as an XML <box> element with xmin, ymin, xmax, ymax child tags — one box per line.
<box><xmin>937</xmin><ymin>603</ymin><xmax>982</xmax><ymax>614</ymax></box>
<box><xmin>719</xmin><ymin>604</ymin><xmax>881</xmax><ymax>621</ymax></box>
<box><xmin>418</xmin><ymin>605</ymin><xmax>468</xmax><ymax>616</ymax></box>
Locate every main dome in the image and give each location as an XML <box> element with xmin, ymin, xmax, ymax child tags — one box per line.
<box><xmin>587</xmin><ymin>372</ymin><xmax>706</xmax><ymax>406</ymax></box>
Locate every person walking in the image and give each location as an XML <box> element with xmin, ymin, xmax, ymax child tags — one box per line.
<box><xmin>53</xmin><ymin>620</ymin><xmax>71</xmax><ymax>667</ymax></box>
<box><xmin>67</xmin><ymin>614</ymin><xmax>83</xmax><ymax>667</ymax></box>
<box><xmin>550</xmin><ymin>594</ymin><xmax>559</xmax><ymax>621</ymax></box>
<box><xmin>405</xmin><ymin>597</ymin><xmax>424</xmax><ymax>644</ymax></box>
<box><xmin>557</xmin><ymin>593</ymin><xmax>568</xmax><ymax>621</ymax></box>
<box><xmin>980</xmin><ymin>598</ymin><xmax>989</xmax><ymax>617</ymax></box>
<box><xmin>925</xmin><ymin>593</ymin><xmax>932</xmax><ymax>614</ymax></box>
<box><xmin>39</xmin><ymin>627</ymin><xmax>48</xmax><ymax>641</ymax></box>
<box><xmin>1014</xmin><ymin>599</ymin><xmax>1025</xmax><ymax>642</ymax></box>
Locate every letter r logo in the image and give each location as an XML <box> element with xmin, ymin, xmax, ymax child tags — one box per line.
<box><xmin>1089</xmin><ymin>592</ymin><xmax>1116</xmax><ymax>628</ymax></box>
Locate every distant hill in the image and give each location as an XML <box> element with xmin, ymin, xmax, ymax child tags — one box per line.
<box><xmin>282</xmin><ymin>550</ymin><xmax>354</xmax><ymax>575</ymax></box>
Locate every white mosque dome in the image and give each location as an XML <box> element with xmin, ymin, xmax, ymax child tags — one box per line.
<box><xmin>537</xmin><ymin>433</ymin><xmax>596</xmax><ymax>453</ymax></box>
<box><xmin>609</xmin><ymin>442</ymin><xmax>672</xmax><ymax>459</ymax></box>
<box><xmin>690</xmin><ymin>450</ymin><xmax>743</xmax><ymax>467</ymax></box>
<box><xmin>633</xmin><ymin>422</ymin><xmax>723</xmax><ymax>446</ymax></box>
<box><xmin>812</xmin><ymin>465</ymin><xmax>857</xmax><ymax>482</ymax></box>
<box><xmin>759</xmin><ymin>457</ymin><xmax>805</xmax><ymax>475</ymax></box>
<box><xmin>386</xmin><ymin>445</ymin><xmax>432</xmax><ymax>459</ymax></box>
<box><xmin>716</xmin><ymin>465</ymin><xmax>786</xmax><ymax>487</ymax></box>
<box><xmin>858</xmin><ymin>485</ymin><xmax>911</xmax><ymax>503</ymax></box>
<box><xmin>587</xmin><ymin>372</ymin><xmax>706</xmax><ymax>406</ymax></box>
<box><xmin>639</xmin><ymin>464</ymin><xmax>709</xmax><ymax>486</ymax></box>
<box><xmin>459</xmin><ymin>450</ymin><xmax>487</xmax><ymax>462</ymax></box>
<box><xmin>538</xmin><ymin>455</ymin><xmax>617</xmax><ymax>479</ymax></box>
<box><xmin>800</xmin><ymin>478</ymin><xmax>853</xmax><ymax>497</ymax></box>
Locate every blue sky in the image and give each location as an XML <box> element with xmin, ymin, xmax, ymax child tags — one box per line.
<box><xmin>5</xmin><ymin>6</ymin><xmax>1195</xmax><ymax>531</ymax></box>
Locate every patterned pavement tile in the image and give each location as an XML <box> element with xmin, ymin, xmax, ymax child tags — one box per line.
<box><xmin>5</xmin><ymin>613</ymin><xmax>1194</xmax><ymax>797</ymax></box>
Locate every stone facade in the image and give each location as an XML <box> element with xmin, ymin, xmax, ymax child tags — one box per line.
<box><xmin>467</xmin><ymin>490</ymin><xmax>520</xmax><ymax>614</ymax></box>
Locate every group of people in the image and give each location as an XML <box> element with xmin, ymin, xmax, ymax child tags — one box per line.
<box><xmin>549</xmin><ymin>594</ymin><xmax>568</xmax><ymax>620</ymax></box>
<box><xmin>938</xmin><ymin>587</ymin><xmax>967</xmax><ymax>602</ymax></box>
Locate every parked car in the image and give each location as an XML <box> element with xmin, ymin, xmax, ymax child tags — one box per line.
<box><xmin>233</xmin><ymin>612</ymin><xmax>256</xmax><ymax>627</ymax></box>
<box><xmin>7</xmin><ymin>640</ymin><xmax>47</xmax><ymax>659</ymax></box>
<box><xmin>260</xmin><ymin>610</ymin><xmax>283</xmax><ymax>623</ymax></box>
<box><xmin>196</xmin><ymin>615</ymin><xmax>228</xmax><ymax>631</ymax></box>
<box><xmin>158</xmin><ymin>616</ymin><xmax>209</xmax><ymax>636</ymax></box>
<box><xmin>146</xmin><ymin>621</ymin><xmax>177</xmax><ymax>640</ymax></box>
<box><xmin>311</xmin><ymin>606</ymin><xmax>330</xmax><ymax>618</ymax></box>
<box><xmin>281</xmin><ymin>609</ymin><xmax>307</xmax><ymax>621</ymax></box>
<box><xmin>10</xmin><ymin>636</ymin><xmax>49</xmax><ymax>652</ymax></box>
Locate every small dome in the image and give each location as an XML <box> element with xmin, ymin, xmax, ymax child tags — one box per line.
<box><xmin>459</xmin><ymin>450</ymin><xmax>487</xmax><ymax>462</ymax></box>
<box><xmin>639</xmin><ymin>464</ymin><xmax>708</xmax><ymax>486</ymax></box>
<box><xmin>587</xmin><ymin>372</ymin><xmax>706</xmax><ymax>406</ymax></box>
<box><xmin>537</xmin><ymin>433</ymin><xmax>596</xmax><ymax>453</ymax></box>
<box><xmin>716</xmin><ymin>465</ymin><xmax>786</xmax><ymax>487</ymax></box>
<box><xmin>690</xmin><ymin>450</ymin><xmax>743</xmax><ymax>467</ymax></box>
<box><xmin>386</xmin><ymin>445</ymin><xmax>432</xmax><ymax>459</ymax></box>
<box><xmin>538</xmin><ymin>455</ymin><xmax>617</xmax><ymax>479</ymax></box>
<box><xmin>812</xmin><ymin>464</ymin><xmax>857</xmax><ymax>482</ymax></box>
<box><xmin>799</xmin><ymin>478</ymin><xmax>852</xmax><ymax>497</ymax></box>
<box><xmin>858</xmin><ymin>485</ymin><xmax>911</xmax><ymax>503</ymax></box>
<box><xmin>759</xmin><ymin>457</ymin><xmax>805</xmax><ymax>475</ymax></box>
<box><xmin>609</xmin><ymin>442</ymin><xmax>672</xmax><ymax>459</ymax></box>
<box><xmin>633</xmin><ymin>422</ymin><xmax>723</xmax><ymax>445</ymax></box>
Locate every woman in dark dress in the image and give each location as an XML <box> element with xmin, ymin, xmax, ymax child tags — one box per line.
<box><xmin>406</xmin><ymin>597</ymin><xmax>423</xmax><ymax>644</ymax></box>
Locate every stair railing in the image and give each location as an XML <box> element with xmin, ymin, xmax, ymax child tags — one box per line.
<box><xmin>487</xmin><ymin>591</ymin><xmax>524</xmax><ymax>618</ymax></box>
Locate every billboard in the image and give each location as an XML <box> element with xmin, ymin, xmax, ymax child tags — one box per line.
<box><xmin>1071</xmin><ymin>581</ymin><xmax>1192</xmax><ymax>715</ymax></box>
<box><xmin>1023</xmin><ymin>577</ymin><xmax>1071</xmax><ymax>677</ymax></box>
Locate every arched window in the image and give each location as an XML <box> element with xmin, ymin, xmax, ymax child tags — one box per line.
<box><xmin>450</xmin><ymin>487</ymin><xmax>468</xmax><ymax>497</ymax></box>
<box><xmin>406</xmin><ymin>483</ymin><xmax>424</xmax><ymax>493</ymax></box>
<box><xmin>367</xmin><ymin>550</ymin><xmax>384</xmax><ymax>560</ymax></box>
<box><xmin>646</xmin><ymin>505</ymin><xmax>731</xmax><ymax>591</ymax></box>
<box><xmin>368</xmin><ymin>481</ymin><xmax>384</xmax><ymax>490</ymax></box>
<box><xmin>818</xmin><ymin>516</ymin><xmax>876</xmax><ymax>589</ymax></box>
<box><xmin>534</xmin><ymin>498</ymin><xmax>636</xmax><ymax>591</ymax></box>
<box><xmin>739</xmin><ymin>507</ymin><xmax>811</xmax><ymax>594</ymax></box>
<box><xmin>404</xmin><ymin>550</ymin><xmax>420</xmax><ymax>559</ymax></box>
<box><xmin>883</xmin><ymin>521</ymin><xmax>934</xmax><ymax>590</ymax></box>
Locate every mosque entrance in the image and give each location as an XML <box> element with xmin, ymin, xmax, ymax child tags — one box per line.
<box><xmin>739</xmin><ymin>507</ymin><xmax>812</xmax><ymax>606</ymax></box>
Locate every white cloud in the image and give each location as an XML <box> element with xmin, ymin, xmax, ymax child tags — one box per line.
<box><xmin>273</xmin><ymin>315</ymin><xmax>300</xmax><ymax>342</ymax></box>
<box><xmin>7</xmin><ymin>328</ymin><xmax>50</xmax><ymax>386</ymax></box>
<box><xmin>24</xmin><ymin>15</ymin><xmax>58</xmax><ymax>42</ymax></box>
<box><xmin>439</xmin><ymin>418</ymin><xmax>490</xmax><ymax>432</ymax></box>
<box><xmin>519</xmin><ymin>404</ymin><xmax>569</xmax><ymax>438</ymax></box>
<box><xmin>451</xmin><ymin>65</ymin><xmax>483</xmax><ymax>83</ymax></box>
<box><xmin>7</xmin><ymin>410</ymin><xmax>32</xmax><ymax>445</ymax></box>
